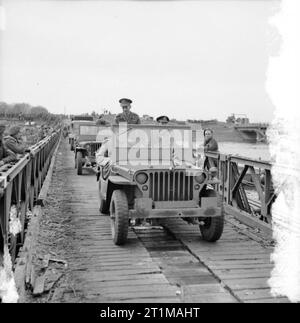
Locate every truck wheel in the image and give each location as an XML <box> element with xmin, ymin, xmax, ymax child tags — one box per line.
<box><xmin>110</xmin><ymin>190</ymin><xmax>129</xmax><ymax>245</ymax></box>
<box><xmin>98</xmin><ymin>180</ymin><xmax>108</xmax><ymax>215</ymax></box>
<box><xmin>199</xmin><ymin>190</ymin><xmax>224</xmax><ymax>242</ymax></box>
<box><xmin>77</xmin><ymin>152</ymin><xmax>83</xmax><ymax>175</ymax></box>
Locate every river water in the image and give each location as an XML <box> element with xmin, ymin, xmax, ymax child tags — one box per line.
<box><xmin>218</xmin><ymin>142</ymin><xmax>270</xmax><ymax>161</ymax></box>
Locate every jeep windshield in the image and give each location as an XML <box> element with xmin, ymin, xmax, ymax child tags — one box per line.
<box><xmin>109</xmin><ymin>124</ymin><xmax>195</xmax><ymax>167</ymax></box>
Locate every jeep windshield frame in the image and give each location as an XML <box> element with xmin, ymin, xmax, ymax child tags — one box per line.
<box><xmin>106</xmin><ymin>124</ymin><xmax>195</xmax><ymax>167</ymax></box>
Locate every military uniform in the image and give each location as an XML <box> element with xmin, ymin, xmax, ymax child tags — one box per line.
<box><xmin>4</xmin><ymin>135</ymin><xmax>26</xmax><ymax>155</ymax></box>
<box><xmin>204</xmin><ymin>138</ymin><xmax>218</xmax><ymax>152</ymax></box>
<box><xmin>0</xmin><ymin>125</ymin><xmax>16</xmax><ymax>165</ymax></box>
<box><xmin>115</xmin><ymin>111</ymin><xmax>141</xmax><ymax>124</ymax></box>
<box><xmin>115</xmin><ymin>98</ymin><xmax>141</xmax><ymax>124</ymax></box>
<box><xmin>0</xmin><ymin>141</ymin><xmax>16</xmax><ymax>165</ymax></box>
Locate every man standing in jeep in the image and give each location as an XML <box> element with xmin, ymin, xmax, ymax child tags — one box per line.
<box><xmin>115</xmin><ymin>98</ymin><xmax>141</xmax><ymax>124</ymax></box>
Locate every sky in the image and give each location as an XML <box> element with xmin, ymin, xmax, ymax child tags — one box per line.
<box><xmin>0</xmin><ymin>0</ymin><xmax>280</xmax><ymax>122</ymax></box>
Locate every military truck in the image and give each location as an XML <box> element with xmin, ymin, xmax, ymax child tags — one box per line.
<box><xmin>74</xmin><ymin>123</ymin><xmax>104</xmax><ymax>175</ymax></box>
<box><xmin>69</xmin><ymin>117</ymin><xmax>95</xmax><ymax>151</ymax></box>
<box><xmin>97</xmin><ymin>124</ymin><xmax>224</xmax><ymax>245</ymax></box>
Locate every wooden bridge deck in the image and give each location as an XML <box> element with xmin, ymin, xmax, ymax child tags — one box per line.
<box><xmin>25</xmin><ymin>138</ymin><xmax>289</xmax><ymax>303</ymax></box>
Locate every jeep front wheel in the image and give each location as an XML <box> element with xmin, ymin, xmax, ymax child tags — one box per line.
<box><xmin>199</xmin><ymin>190</ymin><xmax>224</xmax><ymax>242</ymax></box>
<box><xmin>110</xmin><ymin>190</ymin><xmax>129</xmax><ymax>245</ymax></box>
<box><xmin>77</xmin><ymin>152</ymin><xmax>83</xmax><ymax>175</ymax></box>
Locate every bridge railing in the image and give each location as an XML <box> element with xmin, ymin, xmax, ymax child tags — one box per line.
<box><xmin>0</xmin><ymin>129</ymin><xmax>61</xmax><ymax>264</ymax></box>
<box><xmin>204</xmin><ymin>152</ymin><xmax>276</xmax><ymax>233</ymax></box>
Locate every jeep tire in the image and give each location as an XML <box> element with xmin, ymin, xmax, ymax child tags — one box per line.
<box><xmin>77</xmin><ymin>151</ymin><xmax>83</xmax><ymax>175</ymax></box>
<box><xmin>110</xmin><ymin>190</ymin><xmax>129</xmax><ymax>245</ymax></box>
<box><xmin>199</xmin><ymin>189</ymin><xmax>224</xmax><ymax>242</ymax></box>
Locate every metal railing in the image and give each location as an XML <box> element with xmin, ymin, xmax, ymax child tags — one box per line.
<box><xmin>0</xmin><ymin>129</ymin><xmax>61</xmax><ymax>264</ymax></box>
<box><xmin>204</xmin><ymin>152</ymin><xmax>276</xmax><ymax>233</ymax></box>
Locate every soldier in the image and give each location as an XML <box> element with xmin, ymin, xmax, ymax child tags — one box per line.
<box><xmin>203</xmin><ymin>128</ymin><xmax>218</xmax><ymax>152</ymax></box>
<box><xmin>115</xmin><ymin>98</ymin><xmax>141</xmax><ymax>124</ymax></box>
<box><xmin>3</xmin><ymin>126</ymin><xmax>26</xmax><ymax>155</ymax></box>
<box><xmin>203</xmin><ymin>128</ymin><xmax>218</xmax><ymax>168</ymax></box>
<box><xmin>0</xmin><ymin>125</ymin><xmax>16</xmax><ymax>167</ymax></box>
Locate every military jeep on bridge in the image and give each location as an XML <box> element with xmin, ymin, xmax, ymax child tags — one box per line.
<box><xmin>74</xmin><ymin>124</ymin><xmax>105</xmax><ymax>175</ymax></box>
<box><xmin>97</xmin><ymin>124</ymin><xmax>224</xmax><ymax>245</ymax></box>
<box><xmin>69</xmin><ymin>117</ymin><xmax>94</xmax><ymax>151</ymax></box>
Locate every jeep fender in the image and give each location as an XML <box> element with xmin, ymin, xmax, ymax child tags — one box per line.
<box><xmin>106</xmin><ymin>176</ymin><xmax>136</xmax><ymax>209</ymax></box>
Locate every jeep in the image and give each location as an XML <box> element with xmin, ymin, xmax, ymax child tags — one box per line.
<box><xmin>97</xmin><ymin>124</ymin><xmax>224</xmax><ymax>245</ymax></box>
<box><xmin>74</xmin><ymin>124</ymin><xmax>105</xmax><ymax>175</ymax></box>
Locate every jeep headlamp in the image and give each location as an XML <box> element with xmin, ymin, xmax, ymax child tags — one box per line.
<box><xmin>135</xmin><ymin>172</ymin><xmax>148</xmax><ymax>185</ymax></box>
<box><xmin>195</xmin><ymin>172</ymin><xmax>206</xmax><ymax>184</ymax></box>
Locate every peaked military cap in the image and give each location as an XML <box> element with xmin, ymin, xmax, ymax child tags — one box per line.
<box><xmin>119</xmin><ymin>98</ymin><xmax>132</xmax><ymax>104</ymax></box>
<box><xmin>156</xmin><ymin>115</ymin><xmax>170</xmax><ymax>123</ymax></box>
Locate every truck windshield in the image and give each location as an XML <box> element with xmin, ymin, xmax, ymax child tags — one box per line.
<box><xmin>79</xmin><ymin>125</ymin><xmax>99</xmax><ymax>135</ymax></box>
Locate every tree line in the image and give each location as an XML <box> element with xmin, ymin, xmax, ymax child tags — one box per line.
<box><xmin>0</xmin><ymin>102</ymin><xmax>59</xmax><ymax>122</ymax></box>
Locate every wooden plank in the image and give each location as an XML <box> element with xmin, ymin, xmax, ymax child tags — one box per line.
<box><xmin>118</xmin><ymin>298</ymin><xmax>180</xmax><ymax>303</ymax></box>
<box><xmin>77</xmin><ymin>277</ymin><xmax>169</xmax><ymax>288</ymax></box>
<box><xmin>84</xmin><ymin>284</ymin><xmax>179</xmax><ymax>295</ymax></box>
<box><xmin>212</xmin><ymin>270</ymin><xmax>272</xmax><ymax>280</ymax></box>
<box><xmin>97</xmin><ymin>290</ymin><xmax>179</xmax><ymax>300</ymax></box>
<box><xmin>222</xmin><ymin>277</ymin><xmax>270</xmax><ymax>290</ymax></box>
<box><xmin>209</xmin><ymin>263</ymin><xmax>273</xmax><ymax>270</ymax></box>
<box><xmin>73</xmin><ymin>273</ymin><xmax>169</xmax><ymax>283</ymax></box>
<box><xmin>207</xmin><ymin>259</ymin><xmax>272</xmax><ymax>266</ymax></box>
<box><xmin>197</xmin><ymin>249</ymin><xmax>271</xmax><ymax>256</ymax></box>
<box><xmin>163</xmin><ymin>269</ymin><xmax>210</xmax><ymax>277</ymax></box>
<box><xmin>72</xmin><ymin>263</ymin><xmax>160</xmax><ymax>271</ymax></box>
<box><xmin>245</xmin><ymin>297</ymin><xmax>290</xmax><ymax>303</ymax></box>
<box><xmin>168</xmin><ymin>275</ymin><xmax>218</xmax><ymax>285</ymax></box>
<box><xmin>73</xmin><ymin>268</ymin><xmax>162</xmax><ymax>278</ymax></box>
<box><xmin>183</xmin><ymin>293</ymin><xmax>238</xmax><ymax>303</ymax></box>
<box><xmin>182</xmin><ymin>283</ymin><xmax>228</xmax><ymax>295</ymax></box>
<box><xmin>203</xmin><ymin>254</ymin><xmax>270</xmax><ymax>261</ymax></box>
<box><xmin>235</xmin><ymin>288</ymin><xmax>282</xmax><ymax>300</ymax></box>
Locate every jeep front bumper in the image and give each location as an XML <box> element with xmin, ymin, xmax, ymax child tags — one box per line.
<box><xmin>129</xmin><ymin>197</ymin><xmax>222</xmax><ymax>219</ymax></box>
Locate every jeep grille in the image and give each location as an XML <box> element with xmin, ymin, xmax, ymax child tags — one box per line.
<box><xmin>149</xmin><ymin>170</ymin><xmax>194</xmax><ymax>201</ymax></box>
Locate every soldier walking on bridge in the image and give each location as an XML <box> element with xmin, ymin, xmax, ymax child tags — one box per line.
<box><xmin>115</xmin><ymin>98</ymin><xmax>141</xmax><ymax>124</ymax></box>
